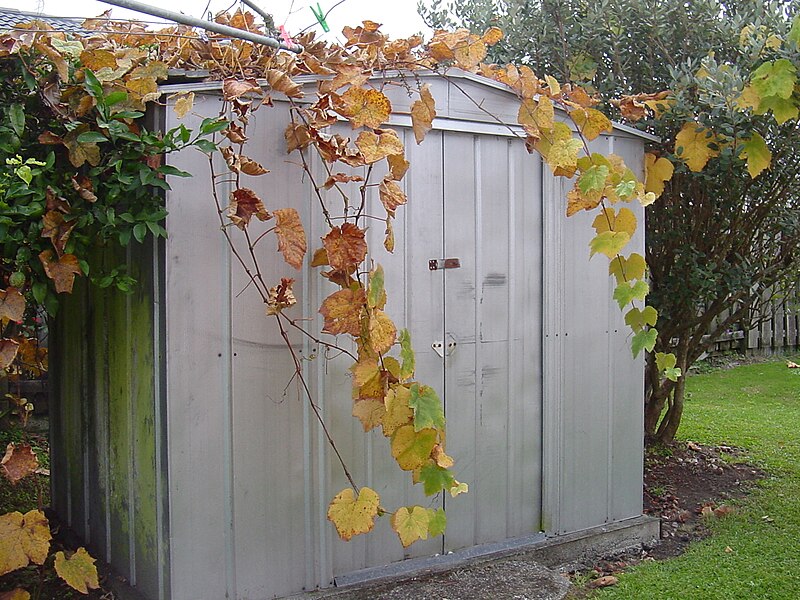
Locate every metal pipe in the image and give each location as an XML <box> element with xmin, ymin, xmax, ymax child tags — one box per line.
<box><xmin>239</xmin><ymin>0</ymin><xmax>274</xmax><ymax>31</ymax></box>
<box><xmin>97</xmin><ymin>0</ymin><xmax>304</xmax><ymax>53</ymax></box>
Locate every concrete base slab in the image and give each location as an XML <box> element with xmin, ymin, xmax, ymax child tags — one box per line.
<box><xmin>289</xmin><ymin>515</ymin><xmax>660</xmax><ymax>600</ymax></box>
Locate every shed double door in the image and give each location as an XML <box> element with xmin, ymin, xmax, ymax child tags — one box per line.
<box><xmin>403</xmin><ymin>129</ymin><xmax>544</xmax><ymax>552</ymax></box>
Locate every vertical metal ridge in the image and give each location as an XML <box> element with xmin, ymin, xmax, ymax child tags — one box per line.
<box><xmin>152</xmin><ymin>232</ymin><xmax>169</xmax><ymax>600</ymax></box>
<box><xmin>439</xmin><ymin>129</ymin><xmax>447</xmax><ymax>555</ymax></box>
<box><xmin>505</xmin><ymin>139</ymin><xmax>516</xmax><ymax>537</ymax></box>
<box><xmin>605</xmin><ymin>137</ymin><xmax>615</xmax><ymax>523</ymax></box>
<box><xmin>302</xmin><ymin>145</ymin><xmax>315</xmax><ymax>592</ymax></box>
<box><xmin>220</xmin><ymin>163</ymin><xmax>237</xmax><ymax>599</ymax></box>
<box><xmin>127</xmin><ymin>245</ymin><xmax>137</xmax><ymax>585</ymax></box>
<box><xmin>472</xmin><ymin>135</ymin><xmax>483</xmax><ymax>542</ymax></box>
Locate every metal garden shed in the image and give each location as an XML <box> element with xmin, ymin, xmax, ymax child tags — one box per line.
<box><xmin>50</xmin><ymin>70</ymin><xmax>658</xmax><ymax>600</ymax></box>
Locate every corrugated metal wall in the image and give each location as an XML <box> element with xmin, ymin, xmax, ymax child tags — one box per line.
<box><xmin>541</xmin><ymin>135</ymin><xmax>645</xmax><ymax>535</ymax></box>
<box><xmin>51</xmin><ymin>240</ymin><xmax>169</xmax><ymax>600</ymax></box>
<box><xmin>162</xmin><ymin>82</ymin><xmax>548</xmax><ymax>599</ymax></box>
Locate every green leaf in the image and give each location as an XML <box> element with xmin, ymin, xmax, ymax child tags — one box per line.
<box><xmin>200</xmin><ymin>117</ymin><xmax>229</xmax><ymax>135</ymax></box>
<box><xmin>157</xmin><ymin>165</ymin><xmax>191</xmax><ymax>177</ymax></box>
<box><xmin>589</xmin><ymin>231</ymin><xmax>630</xmax><ymax>259</ymax></box>
<box><xmin>15</xmin><ymin>165</ymin><xmax>32</xmax><ymax>185</ymax></box>
<box><xmin>77</xmin><ymin>131</ymin><xmax>109</xmax><ymax>144</ymax></box>
<box><xmin>418</xmin><ymin>462</ymin><xmax>455</xmax><ymax>496</ymax></box>
<box><xmin>408</xmin><ymin>384</ymin><xmax>445</xmax><ymax>432</ymax></box>
<box><xmin>663</xmin><ymin>367</ymin><xmax>682</xmax><ymax>382</ymax></box>
<box><xmin>750</xmin><ymin>59</ymin><xmax>797</xmax><ymax>100</ymax></box>
<box><xmin>578</xmin><ymin>164</ymin><xmax>609</xmax><ymax>195</ymax></box>
<box><xmin>789</xmin><ymin>14</ymin><xmax>800</xmax><ymax>47</ymax></box>
<box><xmin>104</xmin><ymin>91</ymin><xmax>128</xmax><ymax>106</ymax></box>
<box><xmin>195</xmin><ymin>139</ymin><xmax>218</xmax><ymax>153</ymax></box>
<box><xmin>631</xmin><ymin>328</ymin><xmax>658</xmax><ymax>358</ymax></box>
<box><xmin>8</xmin><ymin>104</ymin><xmax>24</xmax><ymax>136</ymax></box>
<box><xmin>399</xmin><ymin>329</ymin><xmax>415</xmax><ymax>381</ymax></box>
<box><xmin>613</xmin><ymin>280</ymin><xmax>649</xmax><ymax>309</ymax></box>
<box><xmin>83</xmin><ymin>70</ymin><xmax>104</xmax><ymax>99</ymax></box>
<box><xmin>32</xmin><ymin>283</ymin><xmax>47</xmax><ymax>305</ymax></box>
<box><xmin>625</xmin><ymin>306</ymin><xmax>658</xmax><ymax>331</ymax></box>
<box><xmin>655</xmin><ymin>352</ymin><xmax>676</xmax><ymax>371</ymax></box>
<box><xmin>133</xmin><ymin>223</ymin><xmax>147</xmax><ymax>243</ymax></box>
<box><xmin>427</xmin><ymin>508</ymin><xmax>446</xmax><ymax>537</ymax></box>
<box><xmin>738</xmin><ymin>132</ymin><xmax>771</xmax><ymax>178</ymax></box>
<box><xmin>367</xmin><ymin>264</ymin><xmax>386</xmax><ymax>309</ymax></box>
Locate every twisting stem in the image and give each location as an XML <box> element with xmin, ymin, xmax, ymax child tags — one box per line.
<box><xmin>276</xmin><ymin>314</ymin><xmax>358</xmax><ymax>491</ymax></box>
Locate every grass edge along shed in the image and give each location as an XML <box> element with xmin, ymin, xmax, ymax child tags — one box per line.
<box><xmin>50</xmin><ymin>70</ymin><xmax>658</xmax><ymax>600</ymax></box>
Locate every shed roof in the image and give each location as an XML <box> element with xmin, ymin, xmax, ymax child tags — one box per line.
<box><xmin>0</xmin><ymin>7</ymin><xmax>86</xmax><ymax>33</ymax></box>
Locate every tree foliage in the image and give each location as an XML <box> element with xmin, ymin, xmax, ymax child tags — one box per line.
<box><xmin>420</xmin><ymin>0</ymin><xmax>800</xmax><ymax>442</ymax></box>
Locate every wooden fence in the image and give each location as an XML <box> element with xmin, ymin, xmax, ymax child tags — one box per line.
<box><xmin>709</xmin><ymin>290</ymin><xmax>800</xmax><ymax>355</ymax></box>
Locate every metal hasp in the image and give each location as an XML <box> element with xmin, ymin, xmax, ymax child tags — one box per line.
<box><xmin>429</xmin><ymin>258</ymin><xmax>461</xmax><ymax>271</ymax></box>
<box><xmin>432</xmin><ymin>334</ymin><xmax>457</xmax><ymax>358</ymax></box>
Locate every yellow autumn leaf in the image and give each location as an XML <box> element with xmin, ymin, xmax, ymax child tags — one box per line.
<box><xmin>390</xmin><ymin>506</ymin><xmax>430</xmax><ymax>547</ymax></box>
<box><xmin>54</xmin><ymin>547</ymin><xmax>99</xmax><ymax>595</ymax></box>
<box><xmin>338</xmin><ymin>87</ymin><xmax>392</xmax><ymax>129</ymax></box>
<box><xmin>453</xmin><ymin>35</ymin><xmax>487</xmax><ymax>70</ymax></box>
<box><xmin>592</xmin><ymin>207</ymin><xmax>637</xmax><ymax>238</ymax></box>
<box><xmin>369</xmin><ymin>310</ymin><xmax>397</xmax><ymax>354</ymax></box>
<box><xmin>350</xmin><ymin>357</ymin><xmax>380</xmax><ymax>387</ymax></box>
<box><xmin>0</xmin><ymin>510</ymin><xmax>51</xmax><ymax>576</ymax></box>
<box><xmin>482</xmin><ymin>26</ymin><xmax>503</xmax><ymax>46</ymax></box>
<box><xmin>738</xmin><ymin>132</ymin><xmax>772</xmax><ymax>178</ymax></box>
<box><xmin>674</xmin><ymin>122</ymin><xmax>719</xmax><ymax>172</ymax></box>
<box><xmin>411</xmin><ymin>84</ymin><xmax>436</xmax><ymax>144</ymax></box>
<box><xmin>274</xmin><ymin>208</ymin><xmax>307</xmax><ymax>270</ymax></box>
<box><xmin>391</xmin><ymin>425</ymin><xmax>437</xmax><ymax>471</ymax></box>
<box><xmin>644</xmin><ymin>153</ymin><xmax>674</xmax><ymax>198</ymax></box>
<box><xmin>355</xmin><ymin>129</ymin><xmax>404</xmax><ymax>164</ymax></box>
<box><xmin>546</xmin><ymin>137</ymin><xmax>583</xmax><ymax>176</ymax></box>
<box><xmin>589</xmin><ymin>231</ymin><xmax>631</xmax><ymax>259</ymax></box>
<box><xmin>0</xmin><ymin>589</ymin><xmax>30</xmax><ymax>600</ymax></box>
<box><xmin>517</xmin><ymin>96</ymin><xmax>554</xmax><ymax>134</ymax></box>
<box><xmin>387</xmin><ymin>153</ymin><xmax>410</xmax><ymax>181</ymax></box>
<box><xmin>609</xmin><ymin>253</ymin><xmax>647</xmax><ymax>284</ymax></box>
<box><xmin>379</xmin><ymin>177</ymin><xmax>407</xmax><ymax>216</ymax></box>
<box><xmin>545</xmin><ymin>75</ymin><xmax>561</xmax><ymax>96</ymax></box>
<box><xmin>382</xmin><ymin>385</ymin><xmax>413</xmax><ymax>437</ymax></box>
<box><xmin>327</xmin><ymin>487</ymin><xmax>380</xmax><ymax>541</ymax></box>
<box><xmin>571</xmin><ymin>108</ymin><xmax>613</xmax><ymax>141</ymax></box>
<box><xmin>352</xmin><ymin>398</ymin><xmax>386</xmax><ymax>432</ymax></box>
<box><xmin>0</xmin><ymin>287</ymin><xmax>26</xmax><ymax>323</ymax></box>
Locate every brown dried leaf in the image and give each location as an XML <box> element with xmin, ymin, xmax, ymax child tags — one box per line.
<box><xmin>227</xmin><ymin>188</ymin><xmax>271</xmax><ymax>229</ymax></box>
<box><xmin>384</xmin><ymin>218</ymin><xmax>395</xmax><ymax>253</ymax></box>
<box><xmin>453</xmin><ymin>35</ymin><xmax>487</xmax><ymax>70</ymax></box>
<box><xmin>337</xmin><ymin>87</ymin><xmax>392</xmax><ymax>129</ymax></box>
<box><xmin>222</xmin><ymin>77</ymin><xmax>262</xmax><ymax>101</ymax></box>
<box><xmin>79</xmin><ymin>49</ymin><xmax>117</xmax><ymax>71</ymax></box>
<box><xmin>266</xmin><ymin>69</ymin><xmax>303</xmax><ymax>98</ymax></box>
<box><xmin>266</xmin><ymin>278</ymin><xmax>297</xmax><ymax>316</ymax></box>
<box><xmin>0</xmin><ymin>588</ymin><xmax>31</xmax><ymax>600</ymax></box>
<box><xmin>482</xmin><ymin>26</ymin><xmax>503</xmax><ymax>46</ymax></box>
<box><xmin>41</xmin><ymin>211</ymin><xmax>76</xmax><ymax>256</ymax></box>
<box><xmin>38</xmin><ymin>250</ymin><xmax>81</xmax><ymax>294</ymax></box>
<box><xmin>320</xmin><ymin>288</ymin><xmax>366</xmax><ymax>336</ymax></box>
<box><xmin>355</xmin><ymin>129</ymin><xmax>404</xmax><ymax>164</ymax></box>
<box><xmin>379</xmin><ymin>177</ymin><xmax>407</xmax><ymax>216</ymax></box>
<box><xmin>71</xmin><ymin>175</ymin><xmax>97</xmax><ymax>203</ymax></box>
<box><xmin>323</xmin><ymin>223</ymin><xmax>367</xmax><ymax>271</ymax></box>
<box><xmin>0</xmin><ymin>339</ymin><xmax>20</xmax><ymax>370</ymax></box>
<box><xmin>411</xmin><ymin>84</ymin><xmax>436</xmax><ymax>144</ymax></box>
<box><xmin>1</xmin><ymin>443</ymin><xmax>39</xmax><ymax>484</ymax></box>
<box><xmin>274</xmin><ymin>208</ymin><xmax>307</xmax><ymax>270</ymax></box>
<box><xmin>353</xmin><ymin>398</ymin><xmax>386</xmax><ymax>432</ymax></box>
<box><xmin>0</xmin><ymin>288</ymin><xmax>25</xmax><ymax>322</ymax></box>
<box><xmin>285</xmin><ymin>123</ymin><xmax>311</xmax><ymax>153</ymax></box>
<box><xmin>63</xmin><ymin>127</ymin><xmax>100</xmax><ymax>168</ymax></box>
<box><xmin>323</xmin><ymin>173</ymin><xmax>364</xmax><ymax>189</ymax></box>
<box><xmin>239</xmin><ymin>156</ymin><xmax>269</xmax><ymax>176</ymax></box>
<box><xmin>387</xmin><ymin>153</ymin><xmax>410</xmax><ymax>181</ymax></box>
<box><xmin>222</xmin><ymin>122</ymin><xmax>247</xmax><ymax>144</ymax></box>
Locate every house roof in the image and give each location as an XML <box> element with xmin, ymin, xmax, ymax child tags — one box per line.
<box><xmin>0</xmin><ymin>7</ymin><xmax>86</xmax><ymax>33</ymax></box>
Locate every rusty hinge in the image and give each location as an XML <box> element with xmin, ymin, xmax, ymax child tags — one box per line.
<box><xmin>429</xmin><ymin>258</ymin><xmax>461</xmax><ymax>271</ymax></box>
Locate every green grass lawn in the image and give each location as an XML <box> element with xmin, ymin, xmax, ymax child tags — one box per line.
<box><xmin>601</xmin><ymin>359</ymin><xmax>800</xmax><ymax>599</ymax></box>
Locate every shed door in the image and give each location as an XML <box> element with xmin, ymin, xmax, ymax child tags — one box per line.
<box><xmin>434</xmin><ymin>132</ymin><xmax>544</xmax><ymax>550</ymax></box>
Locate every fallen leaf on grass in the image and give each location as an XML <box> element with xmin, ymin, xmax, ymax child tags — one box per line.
<box><xmin>589</xmin><ymin>575</ymin><xmax>618</xmax><ymax>588</ymax></box>
<box><xmin>713</xmin><ymin>505</ymin><xmax>735</xmax><ymax>517</ymax></box>
<box><xmin>687</xmin><ymin>441</ymin><xmax>702</xmax><ymax>451</ymax></box>
<box><xmin>725</xmin><ymin>546</ymin><xmax>733</xmax><ymax>553</ymax></box>
<box><xmin>787</xmin><ymin>361</ymin><xmax>799</xmax><ymax>368</ymax></box>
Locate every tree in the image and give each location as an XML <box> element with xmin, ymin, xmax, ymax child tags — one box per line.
<box><xmin>419</xmin><ymin>0</ymin><xmax>800</xmax><ymax>442</ymax></box>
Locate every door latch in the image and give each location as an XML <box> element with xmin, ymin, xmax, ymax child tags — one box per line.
<box><xmin>429</xmin><ymin>258</ymin><xmax>461</xmax><ymax>271</ymax></box>
<box><xmin>432</xmin><ymin>334</ymin><xmax>457</xmax><ymax>358</ymax></box>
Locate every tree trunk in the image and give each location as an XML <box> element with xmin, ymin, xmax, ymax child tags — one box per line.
<box><xmin>654</xmin><ymin>367</ymin><xmax>686</xmax><ymax>443</ymax></box>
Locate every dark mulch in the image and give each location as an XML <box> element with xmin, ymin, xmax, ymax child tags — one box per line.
<box><xmin>565</xmin><ymin>441</ymin><xmax>766</xmax><ymax>597</ymax></box>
